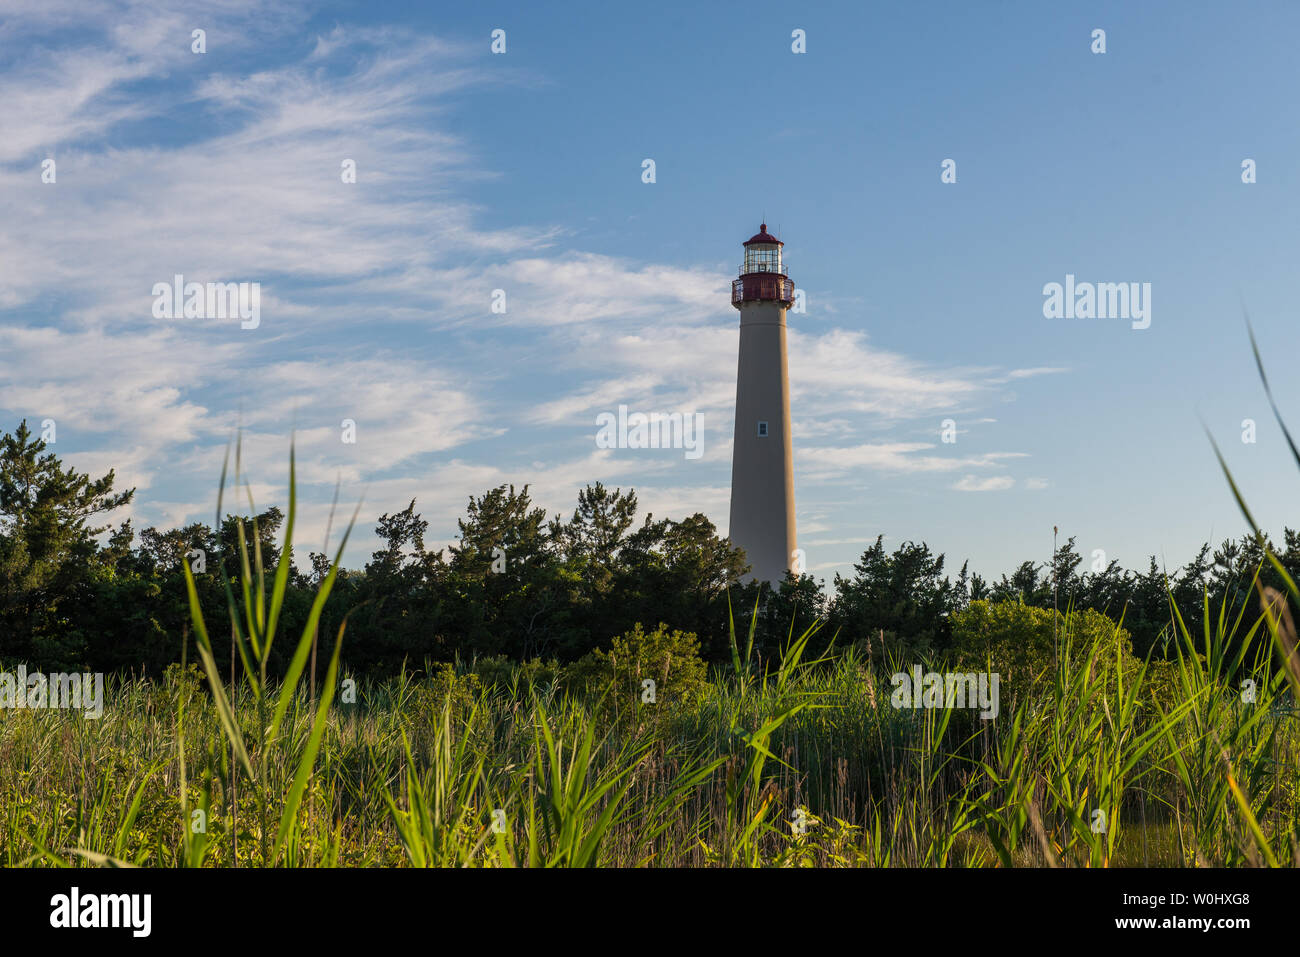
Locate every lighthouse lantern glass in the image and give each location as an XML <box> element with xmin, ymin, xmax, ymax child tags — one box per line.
<box><xmin>744</xmin><ymin>243</ymin><xmax>782</xmax><ymax>275</ymax></box>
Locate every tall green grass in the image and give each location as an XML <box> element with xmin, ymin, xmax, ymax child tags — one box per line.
<box><xmin>1</xmin><ymin>594</ymin><xmax>1294</xmax><ymax>867</ymax></box>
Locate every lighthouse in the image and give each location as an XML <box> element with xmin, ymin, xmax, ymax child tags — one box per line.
<box><xmin>728</xmin><ymin>223</ymin><xmax>796</xmax><ymax>585</ymax></box>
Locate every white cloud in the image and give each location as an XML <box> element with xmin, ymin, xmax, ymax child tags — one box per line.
<box><xmin>953</xmin><ymin>475</ymin><xmax>1015</xmax><ymax>492</ymax></box>
<box><xmin>798</xmin><ymin>443</ymin><xmax>1025</xmax><ymax>481</ymax></box>
<box><xmin>998</xmin><ymin>367</ymin><xmax>1069</xmax><ymax>381</ymax></box>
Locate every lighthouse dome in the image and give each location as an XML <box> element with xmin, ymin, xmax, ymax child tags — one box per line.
<box><xmin>743</xmin><ymin>223</ymin><xmax>783</xmax><ymax>246</ymax></box>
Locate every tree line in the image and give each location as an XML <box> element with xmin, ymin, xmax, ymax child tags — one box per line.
<box><xmin>0</xmin><ymin>419</ymin><xmax>1286</xmax><ymax>676</ymax></box>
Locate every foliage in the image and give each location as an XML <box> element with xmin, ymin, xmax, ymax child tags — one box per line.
<box><xmin>949</xmin><ymin>600</ymin><xmax>1142</xmax><ymax>710</ymax></box>
<box><xmin>4</xmin><ymin>416</ymin><xmax>1298</xmax><ymax>686</ymax></box>
<box><xmin>4</xmin><ymin>592</ymin><xmax>1296</xmax><ymax>869</ymax></box>
<box><xmin>0</xmin><ymin>419</ymin><xmax>133</xmax><ymax>668</ymax></box>
<box><xmin>563</xmin><ymin>622</ymin><xmax>708</xmax><ymax>717</ymax></box>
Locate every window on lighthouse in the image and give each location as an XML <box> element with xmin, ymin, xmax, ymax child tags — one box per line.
<box><xmin>744</xmin><ymin>244</ymin><xmax>782</xmax><ymax>274</ymax></box>
<box><xmin>757</xmin><ymin>421</ymin><xmax>769</xmax><ymax>437</ymax></box>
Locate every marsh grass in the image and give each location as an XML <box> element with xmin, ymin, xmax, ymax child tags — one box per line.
<box><xmin>1</xmin><ymin>595</ymin><xmax>1295</xmax><ymax>867</ymax></box>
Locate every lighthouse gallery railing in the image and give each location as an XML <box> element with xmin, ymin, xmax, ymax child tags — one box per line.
<box><xmin>732</xmin><ymin>274</ymin><xmax>795</xmax><ymax>306</ymax></box>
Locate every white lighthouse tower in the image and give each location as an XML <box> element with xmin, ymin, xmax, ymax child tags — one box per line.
<box><xmin>728</xmin><ymin>223</ymin><xmax>796</xmax><ymax>585</ymax></box>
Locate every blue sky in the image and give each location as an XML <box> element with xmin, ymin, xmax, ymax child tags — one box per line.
<box><xmin>3</xmin><ymin>0</ymin><xmax>1300</xmax><ymax>585</ymax></box>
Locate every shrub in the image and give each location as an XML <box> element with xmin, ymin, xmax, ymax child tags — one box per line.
<box><xmin>563</xmin><ymin>622</ymin><xmax>707</xmax><ymax>711</ymax></box>
<box><xmin>949</xmin><ymin>600</ymin><xmax>1141</xmax><ymax>709</ymax></box>
<box><xmin>418</xmin><ymin>661</ymin><xmax>482</xmax><ymax>716</ymax></box>
<box><xmin>162</xmin><ymin>661</ymin><xmax>205</xmax><ymax>709</ymax></box>
<box><xmin>471</xmin><ymin>654</ymin><xmax>560</xmax><ymax>694</ymax></box>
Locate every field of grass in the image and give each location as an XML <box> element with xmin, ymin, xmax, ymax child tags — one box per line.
<box><xmin>2</xmin><ymin>597</ymin><xmax>1296</xmax><ymax>868</ymax></box>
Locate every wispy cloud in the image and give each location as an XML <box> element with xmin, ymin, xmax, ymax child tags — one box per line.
<box><xmin>799</xmin><ymin>443</ymin><xmax>1025</xmax><ymax>481</ymax></box>
<box><xmin>954</xmin><ymin>475</ymin><xmax>1015</xmax><ymax>492</ymax></box>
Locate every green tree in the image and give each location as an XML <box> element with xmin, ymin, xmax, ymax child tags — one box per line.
<box><xmin>443</xmin><ymin>485</ymin><xmax>572</xmax><ymax>660</ymax></box>
<box><xmin>830</xmin><ymin>536</ymin><xmax>957</xmax><ymax>655</ymax></box>
<box><xmin>0</xmin><ymin>420</ymin><xmax>134</xmax><ymax>665</ymax></box>
<box><xmin>753</xmin><ymin>571</ymin><xmax>829</xmax><ymax>660</ymax></box>
<box><xmin>615</xmin><ymin>512</ymin><xmax>748</xmax><ymax>662</ymax></box>
<box><xmin>347</xmin><ymin>499</ymin><xmax>446</xmax><ymax>671</ymax></box>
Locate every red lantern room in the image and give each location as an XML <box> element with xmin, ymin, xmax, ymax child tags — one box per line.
<box><xmin>732</xmin><ymin>223</ymin><xmax>794</xmax><ymax>308</ymax></box>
